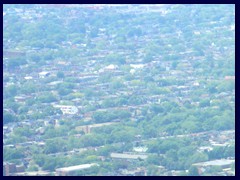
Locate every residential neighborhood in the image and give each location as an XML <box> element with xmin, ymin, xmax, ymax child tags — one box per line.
<box><xmin>3</xmin><ymin>4</ymin><xmax>235</xmax><ymax>176</ymax></box>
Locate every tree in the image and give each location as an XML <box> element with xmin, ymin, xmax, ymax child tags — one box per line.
<box><xmin>112</xmin><ymin>130</ymin><xmax>134</xmax><ymax>143</ymax></box>
<box><xmin>33</xmin><ymin>154</ymin><xmax>46</xmax><ymax>167</ymax></box>
<box><xmin>58</xmin><ymin>87</ymin><xmax>72</xmax><ymax>96</ymax></box>
<box><xmin>150</xmin><ymin>104</ymin><xmax>164</xmax><ymax>114</ymax></box>
<box><xmin>208</xmin><ymin>84</ymin><xmax>218</xmax><ymax>94</ymax></box>
<box><xmin>112</xmin><ymin>160</ymin><xmax>128</xmax><ymax>171</ymax></box>
<box><xmin>109</xmin><ymin>79</ymin><xmax>125</xmax><ymax>90</ymax></box>
<box><xmin>143</xmin><ymin>52</ymin><xmax>154</xmax><ymax>63</ymax></box>
<box><xmin>147</xmin><ymin>165</ymin><xmax>161</xmax><ymax>176</ymax></box>
<box><xmin>26</xmin><ymin>163</ymin><xmax>39</xmax><ymax>172</ymax></box>
<box><xmin>38</xmin><ymin>93</ymin><xmax>57</xmax><ymax>103</ymax></box>
<box><xmin>223</xmin><ymin>144</ymin><xmax>235</xmax><ymax>158</ymax></box>
<box><xmin>44</xmin><ymin>41</ymin><xmax>58</xmax><ymax>49</ymax></box>
<box><xmin>97</xmin><ymin>145</ymin><xmax>116</xmax><ymax>156</ymax></box>
<box><xmin>5</xmin><ymin>57</ymin><xmax>27</xmax><ymax>69</ymax></box>
<box><xmin>80</xmin><ymin>134</ymin><xmax>105</xmax><ymax>147</ymax></box>
<box><xmin>105</xmin><ymin>54</ymin><xmax>126</xmax><ymax>65</ymax></box>
<box><xmin>199</xmin><ymin>99</ymin><xmax>210</xmax><ymax>108</ymax></box>
<box><xmin>3</xmin><ymin>111</ymin><xmax>18</xmax><ymax>124</ymax></box>
<box><xmin>43</xmin><ymin>126</ymin><xmax>69</xmax><ymax>139</ymax></box>
<box><xmin>146</xmin><ymin>154</ymin><xmax>162</xmax><ymax>165</ymax></box>
<box><xmin>128</xmin><ymin>95</ymin><xmax>145</xmax><ymax>105</ymax></box>
<box><xmin>28</xmin><ymin>53</ymin><xmax>41</xmax><ymax>63</ymax></box>
<box><xmin>4</xmin><ymin>85</ymin><xmax>18</xmax><ymax>98</ymax></box>
<box><xmin>4</xmin><ymin>99</ymin><xmax>20</xmax><ymax>113</ymax></box>
<box><xmin>13</xmin><ymin>126</ymin><xmax>34</xmax><ymax>137</ymax></box>
<box><xmin>172</xmin><ymin>61</ymin><xmax>178</xmax><ymax>69</ymax></box>
<box><xmin>217</xmin><ymin>81</ymin><xmax>235</xmax><ymax>92</ymax></box>
<box><xmin>181</xmin><ymin>120</ymin><xmax>201</xmax><ymax>133</ymax></box>
<box><xmin>5</xmin><ymin>134</ymin><xmax>27</xmax><ymax>144</ymax></box>
<box><xmin>3</xmin><ymin>147</ymin><xmax>25</xmax><ymax>161</ymax></box>
<box><xmin>188</xmin><ymin>166</ymin><xmax>199</xmax><ymax>176</ymax></box>
<box><xmin>147</xmin><ymin>140</ymin><xmax>162</xmax><ymax>155</ymax></box>
<box><xmin>127</xmin><ymin>27</ymin><xmax>143</xmax><ymax>37</ymax></box>
<box><xmin>20</xmin><ymin>81</ymin><xmax>37</xmax><ymax>94</ymax></box>
<box><xmin>143</xmin><ymin>125</ymin><xmax>158</xmax><ymax>138</ymax></box>
<box><xmin>57</xmin><ymin>71</ymin><xmax>65</xmax><ymax>79</ymax></box>
<box><xmin>44</xmin><ymin>138</ymin><xmax>66</xmax><ymax>154</ymax></box>
<box><xmin>92</xmin><ymin>111</ymin><xmax>109</xmax><ymax>123</ymax></box>
<box><xmin>207</xmin><ymin>146</ymin><xmax>225</xmax><ymax>160</ymax></box>
<box><xmin>42</xmin><ymin>157</ymin><xmax>58</xmax><ymax>171</ymax></box>
<box><xmin>188</xmin><ymin>152</ymin><xmax>209</xmax><ymax>166</ymax></box>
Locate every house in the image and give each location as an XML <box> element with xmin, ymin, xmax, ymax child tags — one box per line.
<box><xmin>224</xmin><ymin>76</ymin><xmax>235</xmax><ymax>80</ymax></box>
<box><xmin>198</xmin><ymin>146</ymin><xmax>213</xmax><ymax>153</ymax></box>
<box><xmin>99</xmin><ymin>64</ymin><xmax>118</xmax><ymax>73</ymax></box>
<box><xmin>14</xmin><ymin>95</ymin><xmax>31</xmax><ymax>103</ymax></box>
<box><xmin>24</xmin><ymin>76</ymin><xmax>33</xmax><ymax>80</ymax></box>
<box><xmin>120</xmin><ymin>167</ymin><xmax>147</xmax><ymax>176</ymax></box>
<box><xmin>132</xmin><ymin>146</ymin><xmax>148</xmax><ymax>153</ymax></box>
<box><xmin>53</xmin><ymin>105</ymin><xmax>78</xmax><ymax>115</ymax></box>
<box><xmin>39</xmin><ymin>71</ymin><xmax>50</xmax><ymax>78</ymax></box>
<box><xmin>75</xmin><ymin>122</ymin><xmax>117</xmax><ymax>134</ymax></box>
<box><xmin>130</xmin><ymin>64</ymin><xmax>145</xmax><ymax>69</ymax></box>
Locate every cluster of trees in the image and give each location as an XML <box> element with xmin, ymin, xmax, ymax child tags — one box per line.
<box><xmin>207</xmin><ymin>144</ymin><xmax>235</xmax><ymax>160</ymax></box>
<box><xmin>3</xmin><ymin>147</ymin><xmax>25</xmax><ymax>161</ymax></box>
<box><xmin>146</xmin><ymin>138</ymin><xmax>208</xmax><ymax>170</ymax></box>
<box><xmin>92</xmin><ymin>110</ymin><xmax>131</xmax><ymax>123</ymax></box>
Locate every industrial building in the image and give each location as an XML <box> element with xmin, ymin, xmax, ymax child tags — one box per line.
<box><xmin>55</xmin><ymin>163</ymin><xmax>99</xmax><ymax>176</ymax></box>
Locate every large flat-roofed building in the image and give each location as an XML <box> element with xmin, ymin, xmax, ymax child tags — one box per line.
<box><xmin>192</xmin><ymin>159</ymin><xmax>235</xmax><ymax>175</ymax></box>
<box><xmin>110</xmin><ymin>153</ymin><xmax>148</xmax><ymax>160</ymax></box>
<box><xmin>192</xmin><ymin>159</ymin><xmax>235</xmax><ymax>167</ymax></box>
<box><xmin>11</xmin><ymin>171</ymin><xmax>52</xmax><ymax>176</ymax></box>
<box><xmin>55</xmin><ymin>163</ymin><xmax>99</xmax><ymax>176</ymax></box>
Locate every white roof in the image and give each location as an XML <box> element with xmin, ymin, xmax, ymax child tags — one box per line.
<box><xmin>53</xmin><ymin>105</ymin><xmax>77</xmax><ymax>108</ymax></box>
<box><xmin>39</xmin><ymin>71</ymin><xmax>50</xmax><ymax>75</ymax></box>
<box><xmin>133</xmin><ymin>147</ymin><xmax>148</xmax><ymax>153</ymax></box>
<box><xmin>130</xmin><ymin>64</ymin><xmax>145</xmax><ymax>69</ymax></box>
<box><xmin>192</xmin><ymin>159</ymin><xmax>235</xmax><ymax>167</ymax></box>
<box><xmin>105</xmin><ymin>64</ymin><xmax>118</xmax><ymax>70</ymax></box>
<box><xmin>130</xmin><ymin>69</ymin><xmax>136</xmax><ymax>74</ymax></box>
<box><xmin>24</xmin><ymin>76</ymin><xmax>33</xmax><ymax>80</ymax></box>
<box><xmin>110</xmin><ymin>153</ymin><xmax>148</xmax><ymax>160</ymax></box>
<box><xmin>56</xmin><ymin>163</ymin><xmax>98</xmax><ymax>172</ymax></box>
<box><xmin>12</xmin><ymin>171</ymin><xmax>50</xmax><ymax>176</ymax></box>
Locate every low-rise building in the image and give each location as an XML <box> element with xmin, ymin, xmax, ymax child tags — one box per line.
<box><xmin>39</xmin><ymin>71</ymin><xmax>51</xmax><ymax>78</ymax></box>
<box><xmin>110</xmin><ymin>152</ymin><xmax>148</xmax><ymax>160</ymax></box>
<box><xmin>53</xmin><ymin>105</ymin><xmax>78</xmax><ymax>115</ymax></box>
<box><xmin>75</xmin><ymin>122</ymin><xmax>117</xmax><ymax>134</ymax></box>
<box><xmin>55</xmin><ymin>163</ymin><xmax>99</xmax><ymax>176</ymax></box>
<box><xmin>11</xmin><ymin>171</ymin><xmax>52</xmax><ymax>176</ymax></box>
<box><xmin>192</xmin><ymin>159</ymin><xmax>235</xmax><ymax>175</ymax></box>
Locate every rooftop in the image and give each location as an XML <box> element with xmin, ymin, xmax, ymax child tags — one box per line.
<box><xmin>55</xmin><ymin>163</ymin><xmax>99</xmax><ymax>172</ymax></box>
<box><xmin>11</xmin><ymin>171</ymin><xmax>51</xmax><ymax>176</ymax></box>
<box><xmin>110</xmin><ymin>153</ymin><xmax>148</xmax><ymax>160</ymax></box>
<box><xmin>192</xmin><ymin>159</ymin><xmax>235</xmax><ymax>167</ymax></box>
